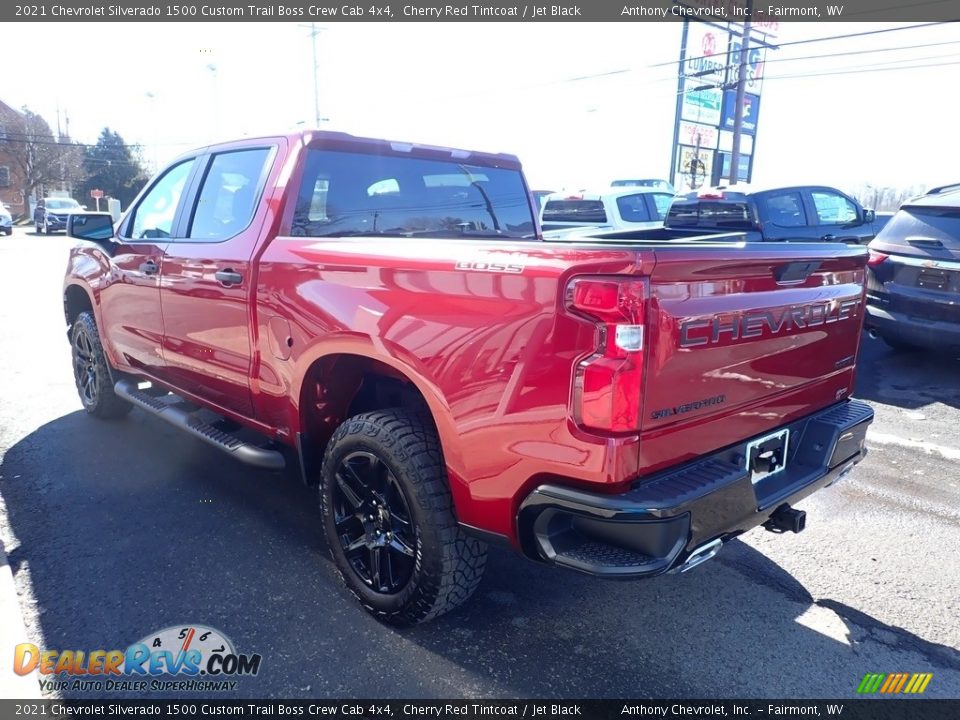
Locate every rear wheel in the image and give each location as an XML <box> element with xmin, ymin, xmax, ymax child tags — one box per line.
<box><xmin>320</xmin><ymin>409</ymin><xmax>487</xmax><ymax>625</ymax></box>
<box><xmin>70</xmin><ymin>311</ymin><xmax>132</xmax><ymax>419</ymax></box>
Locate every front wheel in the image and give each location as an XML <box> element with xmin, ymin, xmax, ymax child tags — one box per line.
<box><xmin>320</xmin><ymin>409</ymin><xmax>487</xmax><ymax>625</ymax></box>
<box><xmin>70</xmin><ymin>311</ymin><xmax>131</xmax><ymax>419</ymax></box>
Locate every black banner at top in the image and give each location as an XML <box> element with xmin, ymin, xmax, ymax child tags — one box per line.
<box><xmin>1</xmin><ymin>699</ymin><xmax>959</xmax><ymax>719</ymax></box>
<box><xmin>6</xmin><ymin>0</ymin><xmax>960</xmax><ymax>23</ymax></box>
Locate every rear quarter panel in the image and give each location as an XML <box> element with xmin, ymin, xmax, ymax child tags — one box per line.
<box><xmin>253</xmin><ymin>238</ymin><xmax>652</xmax><ymax>537</ymax></box>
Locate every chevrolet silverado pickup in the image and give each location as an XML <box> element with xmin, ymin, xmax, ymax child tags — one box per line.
<box><xmin>63</xmin><ymin>131</ymin><xmax>874</xmax><ymax>624</ymax></box>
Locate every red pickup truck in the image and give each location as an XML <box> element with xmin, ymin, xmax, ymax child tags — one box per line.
<box><xmin>63</xmin><ymin>131</ymin><xmax>873</xmax><ymax>624</ymax></box>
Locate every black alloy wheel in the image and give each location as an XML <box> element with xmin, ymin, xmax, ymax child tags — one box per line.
<box><xmin>72</xmin><ymin>324</ymin><xmax>101</xmax><ymax>407</ymax></box>
<box><xmin>331</xmin><ymin>450</ymin><xmax>418</xmax><ymax>594</ymax></box>
<box><xmin>69</xmin><ymin>311</ymin><xmax>131</xmax><ymax>419</ymax></box>
<box><xmin>320</xmin><ymin>409</ymin><xmax>487</xmax><ymax>624</ymax></box>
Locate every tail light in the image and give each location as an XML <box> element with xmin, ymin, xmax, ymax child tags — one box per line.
<box><xmin>566</xmin><ymin>277</ymin><xmax>647</xmax><ymax>433</ymax></box>
<box><xmin>867</xmin><ymin>250</ymin><xmax>888</xmax><ymax>267</ymax></box>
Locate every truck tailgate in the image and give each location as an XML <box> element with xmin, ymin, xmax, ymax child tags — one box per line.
<box><xmin>641</xmin><ymin>243</ymin><xmax>867</xmax><ymax>432</ymax></box>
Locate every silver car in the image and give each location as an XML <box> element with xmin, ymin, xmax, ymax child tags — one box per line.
<box><xmin>0</xmin><ymin>205</ymin><xmax>13</xmax><ymax>236</ymax></box>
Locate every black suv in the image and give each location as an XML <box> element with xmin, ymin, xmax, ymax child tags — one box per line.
<box><xmin>865</xmin><ymin>184</ymin><xmax>960</xmax><ymax>351</ymax></box>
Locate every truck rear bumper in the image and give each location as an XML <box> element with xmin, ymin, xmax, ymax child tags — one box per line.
<box><xmin>517</xmin><ymin>399</ymin><xmax>873</xmax><ymax>578</ymax></box>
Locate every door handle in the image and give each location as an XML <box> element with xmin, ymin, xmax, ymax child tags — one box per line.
<box><xmin>215</xmin><ymin>269</ymin><xmax>243</xmax><ymax>286</ymax></box>
<box><xmin>139</xmin><ymin>260</ymin><xmax>158</xmax><ymax>275</ymax></box>
<box><xmin>820</xmin><ymin>234</ymin><xmax>836</xmax><ymax>242</ymax></box>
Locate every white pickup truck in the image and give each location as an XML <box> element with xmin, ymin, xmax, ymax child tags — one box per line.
<box><xmin>539</xmin><ymin>186</ymin><xmax>675</xmax><ymax>236</ymax></box>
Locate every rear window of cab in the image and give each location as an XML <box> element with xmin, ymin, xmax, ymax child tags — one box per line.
<box><xmin>542</xmin><ymin>200</ymin><xmax>606</xmax><ymax>224</ymax></box>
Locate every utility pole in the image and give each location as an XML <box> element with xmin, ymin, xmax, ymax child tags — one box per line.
<box><xmin>311</xmin><ymin>23</ymin><xmax>321</xmax><ymax>127</ymax></box>
<box><xmin>729</xmin><ymin>0</ymin><xmax>753</xmax><ymax>187</ymax></box>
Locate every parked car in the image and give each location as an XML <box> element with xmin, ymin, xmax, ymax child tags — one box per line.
<box><xmin>865</xmin><ymin>185</ymin><xmax>960</xmax><ymax>351</ymax></box>
<box><xmin>582</xmin><ymin>183</ymin><xmax>880</xmax><ymax>245</ymax></box>
<box><xmin>0</xmin><ymin>204</ymin><xmax>12</xmax><ymax>236</ymax></box>
<box><xmin>35</xmin><ymin>197</ymin><xmax>85</xmax><ymax>234</ymax></box>
<box><xmin>64</xmin><ymin>130</ymin><xmax>873</xmax><ymax>624</ymax></box>
<box><xmin>611</xmin><ymin>178</ymin><xmax>675</xmax><ymax>192</ymax></box>
<box><xmin>540</xmin><ymin>186</ymin><xmax>675</xmax><ymax>235</ymax></box>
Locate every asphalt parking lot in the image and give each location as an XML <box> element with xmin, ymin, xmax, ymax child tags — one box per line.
<box><xmin>1</xmin><ymin>226</ymin><xmax>958</xmax><ymax>699</ymax></box>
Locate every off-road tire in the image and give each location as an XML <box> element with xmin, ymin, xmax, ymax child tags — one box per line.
<box><xmin>70</xmin><ymin>311</ymin><xmax>132</xmax><ymax>419</ymax></box>
<box><xmin>320</xmin><ymin>409</ymin><xmax>487</xmax><ymax>625</ymax></box>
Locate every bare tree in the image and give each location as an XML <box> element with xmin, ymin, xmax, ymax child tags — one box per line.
<box><xmin>5</xmin><ymin>107</ymin><xmax>87</xmax><ymax>206</ymax></box>
<box><xmin>852</xmin><ymin>183</ymin><xmax>927</xmax><ymax>212</ymax></box>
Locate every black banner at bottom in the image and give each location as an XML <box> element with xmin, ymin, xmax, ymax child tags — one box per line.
<box><xmin>3</xmin><ymin>699</ymin><xmax>955</xmax><ymax>720</ymax></box>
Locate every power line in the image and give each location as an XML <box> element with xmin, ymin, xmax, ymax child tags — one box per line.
<box><xmin>747</xmin><ymin>38</ymin><xmax>960</xmax><ymax>66</ymax></box>
<box><xmin>660</xmin><ymin>20</ymin><xmax>951</xmax><ymax>72</ymax></box>
<box><xmin>763</xmin><ymin>58</ymin><xmax>960</xmax><ymax>81</ymax></box>
<box><xmin>839</xmin><ymin>0</ymin><xmax>960</xmax><ymax>19</ymax></box>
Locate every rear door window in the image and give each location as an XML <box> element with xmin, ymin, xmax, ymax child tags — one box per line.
<box><xmin>188</xmin><ymin>147</ymin><xmax>273</xmax><ymax>241</ymax></box>
<box><xmin>762</xmin><ymin>191</ymin><xmax>808</xmax><ymax>227</ymax></box>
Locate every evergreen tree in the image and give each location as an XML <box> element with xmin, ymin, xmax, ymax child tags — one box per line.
<box><xmin>79</xmin><ymin>128</ymin><xmax>149</xmax><ymax>210</ymax></box>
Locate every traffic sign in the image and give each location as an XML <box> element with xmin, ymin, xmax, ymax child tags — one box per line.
<box><xmin>90</xmin><ymin>189</ymin><xmax>104</xmax><ymax>199</ymax></box>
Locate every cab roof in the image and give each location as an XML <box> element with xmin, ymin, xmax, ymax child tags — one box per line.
<box><xmin>198</xmin><ymin>130</ymin><xmax>523</xmax><ymax>171</ymax></box>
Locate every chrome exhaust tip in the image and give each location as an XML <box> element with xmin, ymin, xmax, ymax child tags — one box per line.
<box><xmin>867</xmin><ymin>328</ymin><xmax>879</xmax><ymax>339</ymax></box>
<box><xmin>668</xmin><ymin>538</ymin><xmax>723</xmax><ymax>574</ymax></box>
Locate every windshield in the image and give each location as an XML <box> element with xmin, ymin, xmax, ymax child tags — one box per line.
<box><xmin>45</xmin><ymin>199</ymin><xmax>82</xmax><ymax>210</ymax></box>
<box><xmin>292</xmin><ymin>150</ymin><xmax>535</xmax><ymax>239</ymax></box>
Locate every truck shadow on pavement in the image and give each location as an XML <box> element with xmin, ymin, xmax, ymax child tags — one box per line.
<box><xmin>2</xmin><ymin>409</ymin><xmax>958</xmax><ymax>699</ymax></box>
<box><xmin>855</xmin><ymin>332</ymin><xmax>960</xmax><ymax>411</ymax></box>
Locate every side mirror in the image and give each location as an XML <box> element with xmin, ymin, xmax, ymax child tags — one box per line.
<box><xmin>81</xmin><ymin>205</ymin><xmax>88</xmax><ymax>210</ymax></box>
<box><xmin>68</xmin><ymin>213</ymin><xmax>116</xmax><ymax>250</ymax></box>
<box><xmin>863</xmin><ymin>208</ymin><xmax>876</xmax><ymax>224</ymax></box>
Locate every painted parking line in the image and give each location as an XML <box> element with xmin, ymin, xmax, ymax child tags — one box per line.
<box><xmin>866</xmin><ymin>430</ymin><xmax>960</xmax><ymax>461</ymax></box>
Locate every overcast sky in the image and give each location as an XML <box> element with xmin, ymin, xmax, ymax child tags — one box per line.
<box><xmin>5</xmin><ymin>21</ymin><xmax>954</xmax><ymax>196</ymax></box>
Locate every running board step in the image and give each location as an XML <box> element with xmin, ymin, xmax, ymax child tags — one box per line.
<box><xmin>114</xmin><ymin>379</ymin><xmax>285</xmax><ymax>470</ymax></box>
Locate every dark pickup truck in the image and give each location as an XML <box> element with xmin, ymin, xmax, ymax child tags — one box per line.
<box><xmin>63</xmin><ymin>131</ymin><xmax>873</xmax><ymax>624</ymax></box>
<box><xmin>586</xmin><ymin>184</ymin><xmax>883</xmax><ymax>245</ymax></box>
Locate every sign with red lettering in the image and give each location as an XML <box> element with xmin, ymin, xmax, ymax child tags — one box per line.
<box><xmin>679</xmin><ymin>121</ymin><xmax>719</xmax><ymax>150</ymax></box>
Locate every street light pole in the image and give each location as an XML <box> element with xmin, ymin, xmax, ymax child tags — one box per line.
<box><xmin>311</xmin><ymin>23</ymin><xmax>321</xmax><ymax>128</ymax></box>
<box><xmin>206</xmin><ymin>63</ymin><xmax>221</xmax><ymax>139</ymax></box>
<box><xmin>730</xmin><ymin>0</ymin><xmax>753</xmax><ymax>187</ymax></box>
<box><xmin>145</xmin><ymin>92</ymin><xmax>160</xmax><ymax>174</ymax></box>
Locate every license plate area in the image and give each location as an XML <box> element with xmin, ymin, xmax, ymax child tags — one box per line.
<box><xmin>916</xmin><ymin>270</ymin><xmax>949</xmax><ymax>291</ymax></box>
<box><xmin>746</xmin><ymin>429</ymin><xmax>790</xmax><ymax>484</ymax></box>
